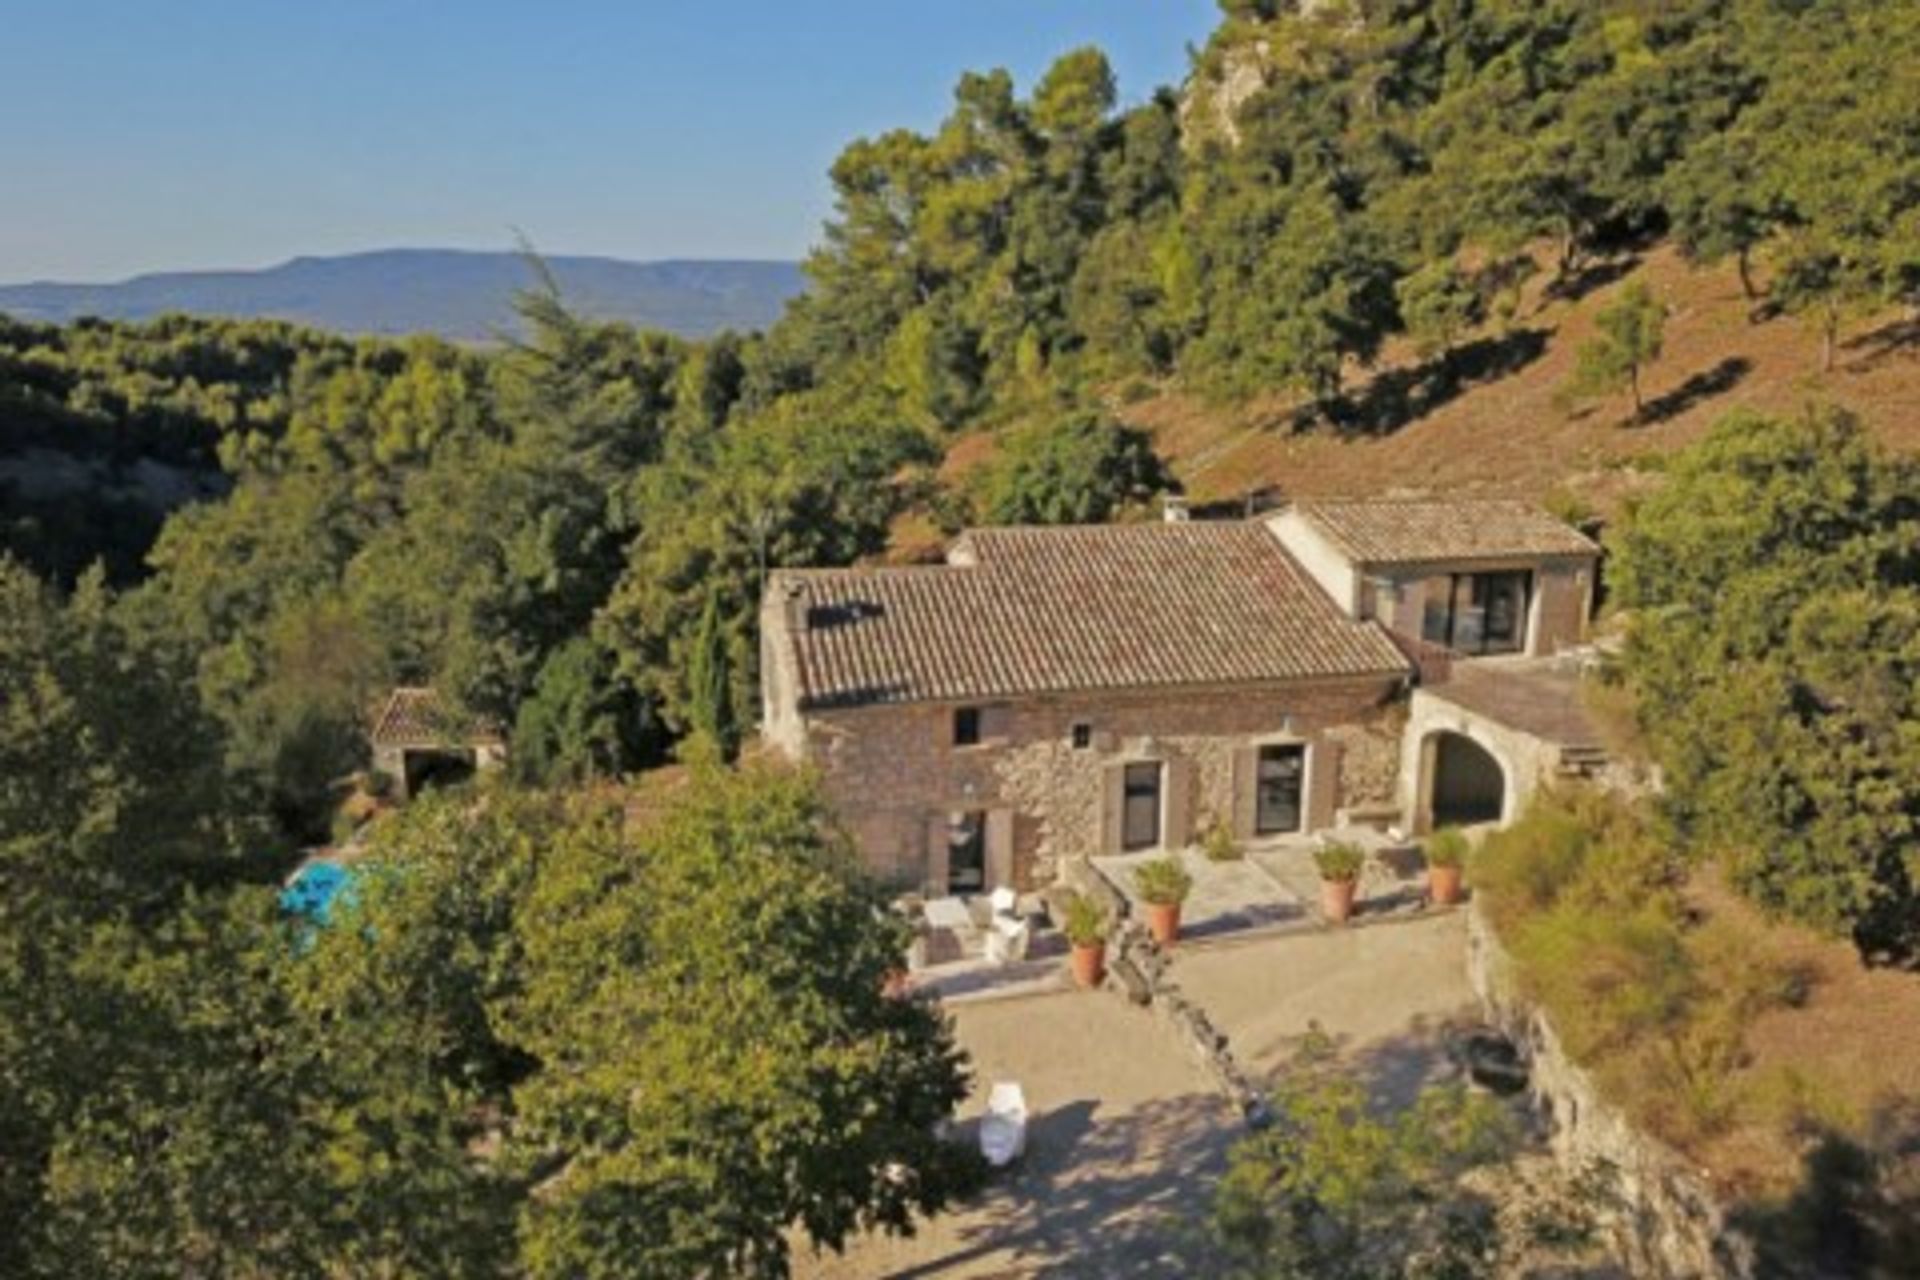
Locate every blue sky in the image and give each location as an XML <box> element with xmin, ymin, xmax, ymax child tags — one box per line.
<box><xmin>0</xmin><ymin>2</ymin><xmax>1218</xmax><ymax>282</ymax></box>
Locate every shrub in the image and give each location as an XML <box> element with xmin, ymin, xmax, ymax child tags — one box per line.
<box><xmin>1425</xmin><ymin>827</ymin><xmax>1470</xmax><ymax>869</ymax></box>
<box><xmin>1061</xmin><ymin>892</ymin><xmax>1109</xmax><ymax>947</ymax></box>
<box><xmin>1202</xmin><ymin>814</ymin><xmax>1243</xmax><ymax>862</ymax></box>
<box><xmin>1134</xmin><ymin>856</ymin><xmax>1194</xmax><ymax>905</ymax></box>
<box><xmin>1313</xmin><ymin>841</ymin><xmax>1365</xmax><ymax>884</ymax></box>
<box><xmin>1484</xmin><ymin>792</ymin><xmax>1809</xmax><ymax>1145</ymax></box>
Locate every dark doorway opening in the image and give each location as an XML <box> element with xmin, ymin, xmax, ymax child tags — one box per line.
<box><xmin>1431</xmin><ymin>733</ymin><xmax>1504</xmax><ymax>828</ymax></box>
<box><xmin>403</xmin><ymin>748</ymin><xmax>477</xmax><ymax>798</ymax></box>
<box><xmin>947</xmin><ymin>811</ymin><xmax>986</xmax><ymax>894</ymax></box>
<box><xmin>1256</xmin><ymin>744</ymin><xmax>1306</xmax><ymax>835</ymax></box>
<box><xmin>1122</xmin><ymin>762</ymin><xmax>1163</xmax><ymax>852</ymax></box>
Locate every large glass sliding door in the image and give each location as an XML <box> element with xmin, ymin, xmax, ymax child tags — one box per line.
<box><xmin>1420</xmin><ymin>570</ymin><xmax>1532</xmax><ymax>655</ymax></box>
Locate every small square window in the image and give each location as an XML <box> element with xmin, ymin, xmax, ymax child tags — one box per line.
<box><xmin>1070</xmin><ymin>722</ymin><xmax>1093</xmax><ymax>750</ymax></box>
<box><xmin>953</xmin><ymin>707</ymin><xmax>982</xmax><ymax>746</ymax></box>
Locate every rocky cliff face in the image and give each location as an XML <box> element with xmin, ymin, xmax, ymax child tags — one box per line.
<box><xmin>1178</xmin><ymin>2</ymin><xmax>1356</xmax><ymax>148</ymax></box>
<box><xmin>1467</xmin><ymin>904</ymin><xmax>1758</xmax><ymax>1280</ymax></box>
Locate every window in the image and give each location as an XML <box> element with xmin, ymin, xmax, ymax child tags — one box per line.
<box><xmin>953</xmin><ymin>706</ymin><xmax>981</xmax><ymax>746</ymax></box>
<box><xmin>1122</xmin><ymin>762</ymin><xmax>1163</xmax><ymax>852</ymax></box>
<box><xmin>947</xmin><ymin>811</ymin><xmax>986</xmax><ymax>893</ymax></box>
<box><xmin>1420</xmin><ymin>571</ymin><xmax>1532</xmax><ymax>656</ymax></box>
<box><xmin>1255</xmin><ymin>744</ymin><xmax>1306</xmax><ymax>835</ymax></box>
<box><xmin>1071</xmin><ymin>722</ymin><xmax>1093</xmax><ymax>750</ymax></box>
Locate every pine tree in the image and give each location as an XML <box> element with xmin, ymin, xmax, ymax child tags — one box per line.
<box><xmin>685</xmin><ymin>592</ymin><xmax>737</xmax><ymax>761</ymax></box>
<box><xmin>1567</xmin><ymin>281</ymin><xmax>1666</xmax><ymax>417</ymax></box>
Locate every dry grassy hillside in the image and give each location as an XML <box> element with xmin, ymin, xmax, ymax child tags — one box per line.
<box><xmin>1126</xmin><ymin>245</ymin><xmax>1919</xmax><ymax>518</ymax></box>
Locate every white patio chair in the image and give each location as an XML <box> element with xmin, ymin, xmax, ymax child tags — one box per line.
<box><xmin>979</xmin><ymin>1081</ymin><xmax>1028</xmax><ymax>1167</ymax></box>
<box><xmin>983</xmin><ymin>914</ymin><xmax>1030</xmax><ymax>964</ymax></box>
<box><xmin>981</xmin><ymin>886</ymin><xmax>1030</xmax><ymax>964</ymax></box>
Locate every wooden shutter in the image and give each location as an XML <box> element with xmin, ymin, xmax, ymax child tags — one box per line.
<box><xmin>986</xmin><ymin>808</ymin><xmax>1015</xmax><ymax>889</ymax></box>
<box><xmin>1230</xmin><ymin>746</ymin><xmax>1258</xmax><ymax>840</ymax></box>
<box><xmin>1099</xmin><ymin>764</ymin><xmax>1126</xmax><ymax>856</ymax></box>
<box><xmin>1163</xmin><ymin>757</ymin><xmax>1195</xmax><ymax>851</ymax></box>
<box><xmin>1306</xmin><ymin>740</ymin><xmax>1342</xmax><ymax>833</ymax></box>
<box><xmin>924</xmin><ymin>814</ymin><xmax>951</xmax><ymax>895</ymax></box>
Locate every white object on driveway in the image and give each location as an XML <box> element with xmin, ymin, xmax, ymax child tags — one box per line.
<box><xmin>979</xmin><ymin>1081</ymin><xmax>1028</xmax><ymax>1167</ymax></box>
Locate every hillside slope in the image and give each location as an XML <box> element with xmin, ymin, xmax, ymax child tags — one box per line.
<box><xmin>0</xmin><ymin>250</ymin><xmax>805</xmax><ymax>340</ymax></box>
<box><xmin>1126</xmin><ymin>247</ymin><xmax>1920</xmax><ymax>518</ymax></box>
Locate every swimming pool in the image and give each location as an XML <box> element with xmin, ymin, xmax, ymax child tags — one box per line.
<box><xmin>279</xmin><ymin>860</ymin><xmax>359</xmax><ymax>926</ymax></box>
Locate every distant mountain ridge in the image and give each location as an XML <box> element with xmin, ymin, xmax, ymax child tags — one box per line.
<box><xmin>0</xmin><ymin>249</ymin><xmax>806</xmax><ymax>340</ymax></box>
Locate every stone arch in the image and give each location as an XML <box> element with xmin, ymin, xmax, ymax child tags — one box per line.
<box><xmin>1415</xmin><ymin>728</ymin><xmax>1512</xmax><ymax>833</ymax></box>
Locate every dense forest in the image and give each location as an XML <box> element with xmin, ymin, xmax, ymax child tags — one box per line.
<box><xmin>3</xmin><ymin>0</ymin><xmax>1919</xmax><ymax>1274</ymax></box>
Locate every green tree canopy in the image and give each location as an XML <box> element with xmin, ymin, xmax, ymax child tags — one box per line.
<box><xmin>975</xmin><ymin>410</ymin><xmax>1168</xmax><ymax>526</ymax></box>
<box><xmin>1614</xmin><ymin>409</ymin><xmax>1920</xmax><ymax>960</ymax></box>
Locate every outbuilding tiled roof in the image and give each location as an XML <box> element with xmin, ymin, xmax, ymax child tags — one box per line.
<box><xmin>769</xmin><ymin>521</ymin><xmax>1410</xmax><ymax>708</ymax></box>
<box><xmin>369</xmin><ymin>687</ymin><xmax>504</xmax><ymax>747</ymax></box>
<box><xmin>1292</xmin><ymin>499</ymin><xmax>1599</xmax><ymax>566</ymax></box>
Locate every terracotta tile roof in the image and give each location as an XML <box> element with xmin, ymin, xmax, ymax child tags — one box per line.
<box><xmin>770</xmin><ymin>521</ymin><xmax>1410</xmax><ymax>709</ymax></box>
<box><xmin>1292</xmin><ymin>499</ymin><xmax>1599</xmax><ymax>566</ymax></box>
<box><xmin>369</xmin><ymin>687</ymin><xmax>504</xmax><ymax>747</ymax></box>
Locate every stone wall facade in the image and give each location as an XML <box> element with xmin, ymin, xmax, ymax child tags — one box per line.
<box><xmin>1467</xmin><ymin>903</ymin><xmax>1757</xmax><ymax>1280</ymax></box>
<box><xmin>783</xmin><ymin>676</ymin><xmax>1405</xmax><ymax>894</ymax></box>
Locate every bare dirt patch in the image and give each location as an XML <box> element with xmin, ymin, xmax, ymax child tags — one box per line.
<box><xmin>1683</xmin><ymin>876</ymin><xmax>1920</xmax><ymax>1204</ymax></box>
<box><xmin>1118</xmin><ymin>248</ymin><xmax>1920</xmax><ymax>518</ymax></box>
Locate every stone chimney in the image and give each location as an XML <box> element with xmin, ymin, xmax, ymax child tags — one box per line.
<box><xmin>1162</xmin><ymin>494</ymin><xmax>1192</xmax><ymax>524</ymax></box>
<box><xmin>781</xmin><ymin>580</ymin><xmax>809</xmax><ymax>634</ymax></box>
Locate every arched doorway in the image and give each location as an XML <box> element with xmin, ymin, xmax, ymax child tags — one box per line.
<box><xmin>1429</xmin><ymin>732</ymin><xmax>1505</xmax><ymax>828</ymax></box>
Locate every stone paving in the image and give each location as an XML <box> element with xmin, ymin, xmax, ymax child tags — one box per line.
<box><xmin>793</xmin><ymin>911</ymin><xmax>1481</xmax><ymax>1278</ymax></box>
<box><xmin>791</xmin><ymin>990</ymin><xmax>1234</xmax><ymax>1279</ymax></box>
<box><xmin>1095</xmin><ymin>829</ymin><xmax>1434</xmax><ymax>944</ymax></box>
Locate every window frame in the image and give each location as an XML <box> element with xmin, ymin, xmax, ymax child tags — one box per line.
<box><xmin>952</xmin><ymin>706</ymin><xmax>982</xmax><ymax>747</ymax></box>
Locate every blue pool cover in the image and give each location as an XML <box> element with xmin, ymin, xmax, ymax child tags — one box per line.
<box><xmin>279</xmin><ymin>861</ymin><xmax>358</xmax><ymax>926</ymax></box>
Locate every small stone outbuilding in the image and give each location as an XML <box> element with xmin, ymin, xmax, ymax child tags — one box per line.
<box><xmin>369</xmin><ymin>687</ymin><xmax>507</xmax><ymax>800</ymax></box>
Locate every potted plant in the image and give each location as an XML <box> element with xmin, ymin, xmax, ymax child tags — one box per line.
<box><xmin>1133</xmin><ymin>856</ymin><xmax>1195</xmax><ymax>948</ymax></box>
<box><xmin>1424</xmin><ymin>827</ymin><xmax>1469</xmax><ymax>907</ymax></box>
<box><xmin>1061</xmin><ymin>892</ymin><xmax>1110</xmax><ymax>988</ymax></box>
<box><xmin>1313</xmin><ymin>841</ymin><xmax>1366</xmax><ymax>925</ymax></box>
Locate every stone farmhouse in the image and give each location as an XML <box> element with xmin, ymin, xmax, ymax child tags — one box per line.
<box><xmin>758</xmin><ymin>500</ymin><xmax>1603</xmax><ymax>896</ymax></box>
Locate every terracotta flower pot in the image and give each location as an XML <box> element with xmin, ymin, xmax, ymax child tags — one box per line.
<box><xmin>1320</xmin><ymin>877</ymin><xmax>1358</xmax><ymax>925</ymax></box>
<box><xmin>1429</xmin><ymin>863</ymin><xmax>1464</xmax><ymax>907</ymax></box>
<box><xmin>1070</xmin><ymin>940</ymin><xmax>1107</xmax><ymax>989</ymax></box>
<box><xmin>881</xmin><ymin>968</ymin><xmax>912</xmax><ymax>1000</ymax></box>
<box><xmin>1145</xmin><ymin>901</ymin><xmax>1182</xmax><ymax>949</ymax></box>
